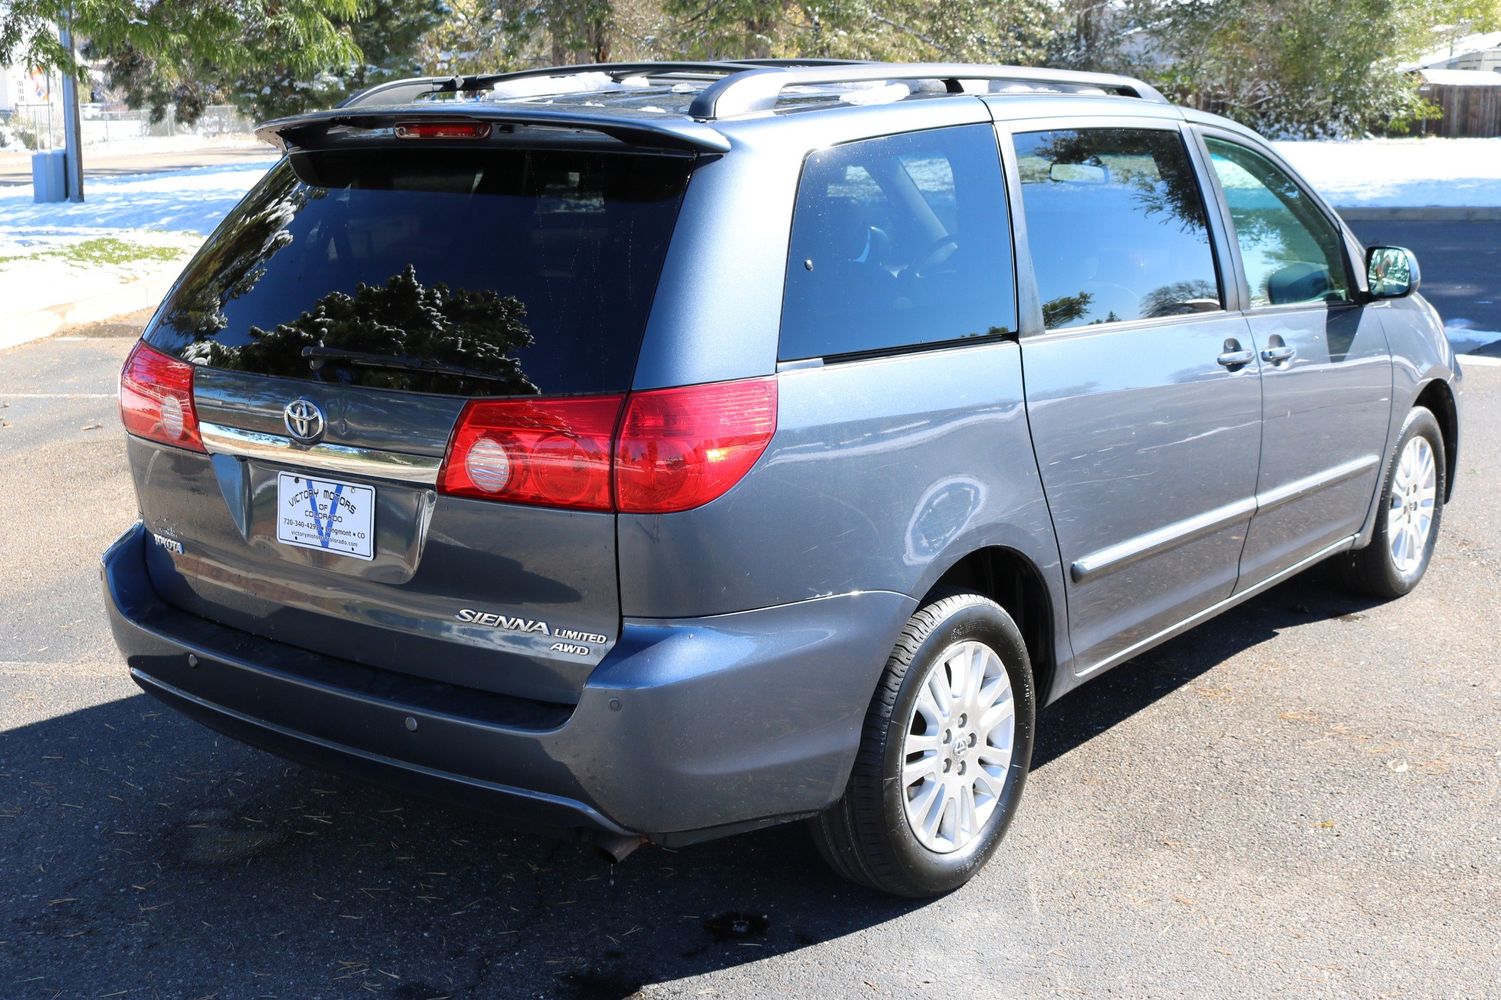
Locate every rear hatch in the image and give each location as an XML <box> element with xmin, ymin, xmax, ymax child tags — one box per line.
<box><xmin>127</xmin><ymin>136</ymin><xmax>693</xmax><ymax>705</ymax></box>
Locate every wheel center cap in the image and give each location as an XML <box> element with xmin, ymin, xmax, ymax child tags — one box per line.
<box><xmin>953</xmin><ymin>738</ymin><xmax>970</xmax><ymax>758</ymax></box>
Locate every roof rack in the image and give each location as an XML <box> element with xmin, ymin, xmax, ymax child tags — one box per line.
<box><xmin>687</xmin><ymin>62</ymin><xmax>1169</xmax><ymax>119</ymax></box>
<box><xmin>341</xmin><ymin>60</ymin><xmax>868</xmax><ymax>109</ymax></box>
<box><xmin>339</xmin><ymin>61</ymin><xmax>1165</xmax><ymax>118</ymax></box>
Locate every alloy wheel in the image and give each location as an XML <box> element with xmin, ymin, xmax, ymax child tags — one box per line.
<box><xmin>900</xmin><ymin>640</ymin><xmax>1015</xmax><ymax>854</ymax></box>
<box><xmin>1387</xmin><ymin>434</ymin><xmax>1438</xmax><ymax>575</ymax></box>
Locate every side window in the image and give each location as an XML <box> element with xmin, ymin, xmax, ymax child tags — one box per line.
<box><xmin>1203</xmin><ymin>137</ymin><xmax>1350</xmax><ymax>308</ymax></box>
<box><xmin>1014</xmin><ymin>127</ymin><xmax>1221</xmax><ymax>330</ymax></box>
<box><xmin>779</xmin><ymin>125</ymin><xmax>1016</xmax><ymax>362</ymax></box>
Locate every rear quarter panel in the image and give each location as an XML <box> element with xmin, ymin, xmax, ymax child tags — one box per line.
<box><xmin>617</xmin><ymin>339</ymin><xmax>1068</xmax><ymax>667</ymax></box>
<box><xmin>623</xmin><ymin>102</ymin><xmax>1071</xmax><ymax>695</ymax></box>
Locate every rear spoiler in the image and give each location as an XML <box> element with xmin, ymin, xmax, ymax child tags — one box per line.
<box><xmin>254</xmin><ymin>106</ymin><xmax>732</xmax><ymax>155</ymax></box>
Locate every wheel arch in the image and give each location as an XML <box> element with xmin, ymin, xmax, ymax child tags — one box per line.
<box><xmin>921</xmin><ymin>545</ymin><xmax>1059</xmax><ymax>706</ymax></box>
<box><xmin>1414</xmin><ymin>377</ymin><xmax>1458</xmax><ymax>502</ymax></box>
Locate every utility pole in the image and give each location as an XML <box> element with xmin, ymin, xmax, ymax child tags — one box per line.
<box><xmin>58</xmin><ymin>5</ymin><xmax>84</xmax><ymax>202</ymax></box>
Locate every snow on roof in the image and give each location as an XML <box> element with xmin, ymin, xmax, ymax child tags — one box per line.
<box><xmin>1418</xmin><ymin>68</ymin><xmax>1501</xmax><ymax>87</ymax></box>
<box><xmin>1404</xmin><ymin>30</ymin><xmax>1501</xmax><ymax>71</ymax></box>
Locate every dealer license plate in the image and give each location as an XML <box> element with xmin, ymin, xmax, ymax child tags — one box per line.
<box><xmin>275</xmin><ymin>472</ymin><xmax>375</xmax><ymax>560</ymax></box>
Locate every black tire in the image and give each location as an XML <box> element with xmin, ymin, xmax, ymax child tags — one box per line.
<box><xmin>1330</xmin><ymin>406</ymin><xmax>1446</xmax><ymax>599</ymax></box>
<box><xmin>810</xmin><ymin>592</ymin><xmax>1035</xmax><ymax>898</ymax></box>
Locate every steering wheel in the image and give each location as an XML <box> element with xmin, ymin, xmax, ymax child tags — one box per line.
<box><xmin>1088</xmin><ymin>281</ymin><xmax>1142</xmax><ymax>308</ymax></box>
<box><xmin>911</xmin><ymin>234</ymin><xmax>960</xmax><ymax>278</ymax></box>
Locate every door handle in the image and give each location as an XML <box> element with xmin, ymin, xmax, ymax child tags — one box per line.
<box><xmin>1261</xmin><ymin>333</ymin><xmax>1295</xmax><ymax>366</ymax></box>
<box><xmin>1217</xmin><ymin>339</ymin><xmax>1255</xmax><ymax>369</ymax></box>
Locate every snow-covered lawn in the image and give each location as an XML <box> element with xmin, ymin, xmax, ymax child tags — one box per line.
<box><xmin>0</xmin><ymin>157</ymin><xmax>275</xmax><ymax>247</ymax></box>
<box><xmin>0</xmin><ymin>157</ymin><xmax>275</xmax><ymax>333</ymax></box>
<box><xmin>1274</xmin><ymin>137</ymin><xmax>1501</xmax><ymax>209</ymax></box>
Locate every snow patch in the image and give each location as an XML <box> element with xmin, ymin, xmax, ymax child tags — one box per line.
<box><xmin>1445</xmin><ymin>318</ymin><xmax>1501</xmax><ymax>357</ymax></box>
<box><xmin>1273</xmin><ymin>138</ymin><xmax>1501</xmax><ymax>209</ymax></box>
<box><xmin>0</xmin><ymin>158</ymin><xmax>275</xmax><ymax>237</ymax></box>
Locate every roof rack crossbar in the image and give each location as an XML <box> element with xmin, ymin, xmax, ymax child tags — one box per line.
<box><xmin>340</xmin><ymin>60</ymin><xmax>869</xmax><ymax>109</ymax></box>
<box><xmin>728</xmin><ymin>58</ymin><xmax>870</xmax><ymax>68</ymax></box>
<box><xmin>687</xmin><ymin>63</ymin><xmax>1169</xmax><ymax>119</ymax></box>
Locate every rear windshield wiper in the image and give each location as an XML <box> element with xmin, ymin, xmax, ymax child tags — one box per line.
<box><xmin>301</xmin><ymin>345</ymin><xmax>518</xmax><ymax>384</ymax></box>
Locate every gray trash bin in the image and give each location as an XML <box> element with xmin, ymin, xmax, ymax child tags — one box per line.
<box><xmin>32</xmin><ymin>149</ymin><xmax>67</xmax><ymax>203</ymax></box>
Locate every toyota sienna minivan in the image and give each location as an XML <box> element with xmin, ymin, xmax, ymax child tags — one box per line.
<box><xmin>103</xmin><ymin>61</ymin><xmax>1460</xmax><ymax>897</ymax></box>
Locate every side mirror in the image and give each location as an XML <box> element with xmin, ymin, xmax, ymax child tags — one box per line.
<box><xmin>1366</xmin><ymin>246</ymin><xmax>1421</xmax><ymax>299</ymax></box>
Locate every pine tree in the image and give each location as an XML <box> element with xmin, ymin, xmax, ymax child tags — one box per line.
<box><xmin>0</xmin><ymin>0</ymin><xmax>360</xmax><ymax>95</ymax></box>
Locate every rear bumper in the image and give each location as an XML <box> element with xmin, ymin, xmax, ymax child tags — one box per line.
<box><xmin>103</xmin><ymin>523</ymin><xmax>912</xmax><ymax>842</ymax></box>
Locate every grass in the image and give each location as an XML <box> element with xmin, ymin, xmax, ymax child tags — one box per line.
<box><xmin>0</xmin><ymin>236</ymin><xmax>187</xmax><ymax>269</ymax></box>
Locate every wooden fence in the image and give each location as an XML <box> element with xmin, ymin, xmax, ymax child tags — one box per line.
<box><xmin>1421</xmin><ymin>82</ymin><xmax>1501</xmax><ymax>137</ymax></box>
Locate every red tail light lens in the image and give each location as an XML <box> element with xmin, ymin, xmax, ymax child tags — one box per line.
<box><xmin>438</xmin><ymin>378</ymin><xmax>778</xmax><ymax>514</ymax></box>
<box><xmin>439</xmin><ymin>395</ymin><xmax>623</xmax><ymax>511</ymax></box>
<box><xmin>119</xmin><ymin>341</ymin><xmax>205</xmax><ymax>453</ymax></box>
<box><xmin>615</xmin><ymin>377</ymin><xmax>778</xmax><ymax>514</ymax></box>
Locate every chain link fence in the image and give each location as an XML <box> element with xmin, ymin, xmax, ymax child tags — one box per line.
<box><xmin>0</xmin><ymin>103</ymin><xmax>256</xmax><ymax>151</ymax></box>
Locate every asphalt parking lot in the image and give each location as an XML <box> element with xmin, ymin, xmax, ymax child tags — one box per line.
<box><xmin>1346</xmin><ymin>218</ymin><xmax>1501</xmax><ymax>347</ymax></box>
<box><xmin>1</xmin><ymin>328</ymin><xmax>1498</xmax><ymax>1000</ymax></box>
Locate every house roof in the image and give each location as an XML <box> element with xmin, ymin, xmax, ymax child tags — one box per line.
<box><xmin>1418</xmin><ymin>68</ymin><xmax>1501</xmax><ymax>88</ymax></box>
<box><xmin>1405</xmin><ymin>31</ymin><xmax>1501</xmax><ymax>71</ymax></box>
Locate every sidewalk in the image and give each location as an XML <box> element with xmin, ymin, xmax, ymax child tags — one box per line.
<box><xmin>0</xmin><ymin>252</ymin><xmax>190</xmax><ymax>351</ymax></box>
<box><xmin>0</xmin><ymin>140</ymin><xmax>273</xmax><ymax>186</ymax></box>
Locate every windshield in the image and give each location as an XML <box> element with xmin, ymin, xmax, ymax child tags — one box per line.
<box><xmin>144</xmin><ymin>147</ymin><xmax>693</xmax><ymax>396</ymax></box>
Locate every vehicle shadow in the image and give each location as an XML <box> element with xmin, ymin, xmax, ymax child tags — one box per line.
<box><xmin>1032</xmin><ymin>570</ymin><xmax>1385</xmax><ymax>770</ymax></box>
<box><xmin>0</xmin><ymin>573</ymin><xmax>1384</xmax><ymax>999</ymax></box>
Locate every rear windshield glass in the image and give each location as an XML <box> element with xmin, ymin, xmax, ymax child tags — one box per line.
<box><xmin>144</xmin><ymin>147</ymin><xmax>692</xmax><ymax>396</ymax></box>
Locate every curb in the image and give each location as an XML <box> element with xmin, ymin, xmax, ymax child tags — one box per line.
<box><xmin>1458</xmin><ymin>353</ymin><xmax>1501</xmax><ymax>367</ymax></box>
<box><xmin>1335</xmin><ymin>206</ymin><xmax>1501</xmax><ymax>222</ymax></box>
<box><xmin>0</xmin><ymin>266</ymin><xmax>179</xmax><ymax>352</ymax></box>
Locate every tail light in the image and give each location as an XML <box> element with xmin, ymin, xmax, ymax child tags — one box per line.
<box><xmin>615</xmin><ymin>378</ymin><xmax>778</xmax><ymax>514</ymax></box>
<box><xmin>119</xmin><ymin>341</ymin><xmax>205</xmax><ymax>453</ymax></box>
<box><xmin>438</xmin><ymin>377</ymin><xmax>777</xmax><ymax>514</ymax></box>
<box><xmin>439</xmin><ymin>395</ymin><xmax>622</xmax><ymax>511</ymax></box>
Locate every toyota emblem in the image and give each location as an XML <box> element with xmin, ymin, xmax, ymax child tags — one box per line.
<box><xmin>283</xmin><ymin>398</ymin><xmax>326</xmax><ymax>445</ymax></box>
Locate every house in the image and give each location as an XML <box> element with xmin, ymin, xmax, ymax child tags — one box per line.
<box><xmin>1410</xmin><ymin>30</ymin><xmax>1501</xmax><ymax>73</ymax></box>
<box><xmin>1405</xmin><ymin>31</ymin><xmax>1501</xmax><ymax>136</ymax></box>
<box><xmin>1</xmin><ymin>63</ymin><xmax>54</xmax><ymax>112</ymax></box>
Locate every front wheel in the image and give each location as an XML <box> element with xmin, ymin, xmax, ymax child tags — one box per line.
<box><xmin>810</xmin><ymin>592</ymin><xmax>1035</xmax><ymax>897</ymax></box>
<box><xmin>1331</xmin><ymin>405</ymin><xmax>1446</xmax><ymax>598</ymax></box>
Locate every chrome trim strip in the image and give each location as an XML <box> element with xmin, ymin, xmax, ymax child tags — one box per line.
<box><xmin>199</xmin><ymin>421</ymin><xmax>441</xmax><ymax>485</ymax></box>
<box><xmin>1070</xmin><ymin>454</ymin><xmax>1381</xmax><ymax>583</ymax></box>
<box><xmin>1256</xmin><ymin>454</ymin><xmax>1380</xmax><ymax>513</ymax></box>
<box><xmin>1076</xmin><ymin>534</ymin><xmax>1359</xmax><ymax>678</ymax></box>
<box><xmin>1071</xmin><ymin>496</ymin><xmax>1257</xmax><ymax>583</ymax></box>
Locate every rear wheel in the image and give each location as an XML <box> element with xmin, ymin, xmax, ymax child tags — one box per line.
<box><xmin>1331</xmin><ymin>405</ymin><xmax>1445</xmax><ymax>598</ymax></box>
<box><xmin>811</xmin><ymin>592</ymin><xmax>1035</xmax><ymax>897</ymax></box>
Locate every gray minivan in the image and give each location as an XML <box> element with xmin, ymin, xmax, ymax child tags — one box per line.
<box><xmin>103</xmin><ymin>61</ymin><xmax>1461</xmax><ymax>897</ymax></box>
